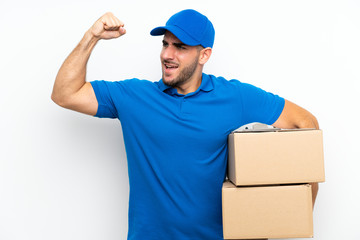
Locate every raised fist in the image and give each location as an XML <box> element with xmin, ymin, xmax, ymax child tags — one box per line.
<box><xmin>90</xmin><ymin>12</ymin><xmax>126</xmax><ymax>40</ymax></box>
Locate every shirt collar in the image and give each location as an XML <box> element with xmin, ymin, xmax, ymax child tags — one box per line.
<box><xmin>199</xmin><ymin>73</ymin><xmax>214</xmax><ymax>92</ymax></box>
<box><xmin>157</xmin><ymin>78</ymin><xmax>172</xmax><ymax>92</ymax></box>
<box><xmin>157</xmin><ymin>73</ymin><xmax>214</xmax><ymax>95</ymax></box>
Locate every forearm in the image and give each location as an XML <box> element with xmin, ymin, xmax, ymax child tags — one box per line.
<box><xmin>273</xmin><ymin>99</ymin><xmax>319</xmax><ymax>130</ymax></box>
<box><xmin>51</xmin><ymin>30</ymin><xmax>99</xmax><ymax>106</ymax></box>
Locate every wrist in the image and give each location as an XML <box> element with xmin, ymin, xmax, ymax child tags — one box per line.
<box><xmin>80</xmin><ymin>30</ymin><xmax>100</xmax><ymax>50</ymax></box>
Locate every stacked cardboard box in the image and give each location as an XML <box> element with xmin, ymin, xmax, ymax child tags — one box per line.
<box><xmin>223</xmin><ymin>128</ymin><xmax>325</xmax><ymax>239</ymax></box>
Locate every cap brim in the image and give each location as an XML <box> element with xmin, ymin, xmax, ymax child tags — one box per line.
<box><xmin>150</xmin><ymin>26</ymin><xmax>167</xmax><ymax>36</ymax></box>
<box><xmin>150</xmin><ymin>26</ymin><xmax>199</xmax><ymax>46</ymax></box>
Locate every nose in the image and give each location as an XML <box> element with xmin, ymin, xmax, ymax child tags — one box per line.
<box><xmin>161</xmin><ymin>45</ymin><xmax>175</xmax><ymax>60</ymax></box>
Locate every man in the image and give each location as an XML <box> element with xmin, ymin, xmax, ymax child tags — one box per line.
<box><xmin>52</xmin><ymin>9</ymin><xmax>319</xmax><ymax>240</ymax></box>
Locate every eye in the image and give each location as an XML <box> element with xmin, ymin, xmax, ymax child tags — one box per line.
<box><xmin>162</xmin><ymin>40</ymin><xmax>168</xmax><ymax>47</ymax></box>
<box><xmin>177</xmin><ymin>45</ymin><xmax>186</xmax><ymax>50</ymax></box>
<box><xmin>174</xmin><ymin>43</ymin><xmax>186</xmax><ymax>50</ymax></box>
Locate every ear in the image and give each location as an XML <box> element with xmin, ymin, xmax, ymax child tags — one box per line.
<box><xmin>198</xmin><ymin>47</ymin><xmax>212</xmax><ymax>65</ymax></box>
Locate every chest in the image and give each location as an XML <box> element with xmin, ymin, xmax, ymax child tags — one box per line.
<box><xmin>121</xmin><ymin>90</ymin><xmax>243</xmax><ymax>153</ymax></box>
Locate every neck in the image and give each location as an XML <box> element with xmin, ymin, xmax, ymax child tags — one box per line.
<box><xmin>175</xmin><ymin>69</ymin><xmax>203</xmax><ymax>95</ymax></box>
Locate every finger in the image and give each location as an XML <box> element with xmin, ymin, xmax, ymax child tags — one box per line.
<box><xmin>108</xmin><ymin>16</ymin><xmax>118</xmax><ymax>27</ymax></box>
<box><xmin>101</xmin><ymin>28</ymin><xmax>125</xmax><ymax>39</ymax></box>
<box><xmin>119</xmin><ymin>27</ymin><xmax>126</xmax><ymax>35</ymax></box>
<box><xmin>106</xmin><ymin>12</ymin><xmax>124</xmax><ymax>27</ymax></box>
<box><xmin>115</xmin><ymin>18</ymin><xmax>125</xmax><ymax>28</ymax></box>
<box><xmin>103</xmin><ymin>13</ymin><xmax>123</xmax><ymax>26</ymax></box>
<box><xmin>103</xmin><ymin>16</ymin><xmax>124</xmax><ymax>31</ymax></box>
<box><xmin>104</xmin><ymin>24</ymin><xmax>120</xmax><ymax>31</ymax></box>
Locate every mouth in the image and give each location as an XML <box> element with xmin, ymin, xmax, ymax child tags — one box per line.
<box><xmin>163</xmin><ymin>61</ymin><xmax>179</xmax><ymax>70</ymax></box>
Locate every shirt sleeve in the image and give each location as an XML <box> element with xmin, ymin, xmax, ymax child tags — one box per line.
<box><xmin>90</xmin><ymin>80</ymin><xmax>119</xmax><ymax>119</ymax></box>
<box><xmin>234</xmin><ymin>81</ymin><xmax>285</xmax><ymax>125</ymax></box>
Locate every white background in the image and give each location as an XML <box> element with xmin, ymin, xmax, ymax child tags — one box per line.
<box><xmin>0</xmin><ymin>0</ymin><xmax>359</xmax><ymax>239</ymax></box>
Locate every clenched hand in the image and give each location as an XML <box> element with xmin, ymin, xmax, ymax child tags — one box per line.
<box><xmin>89</xmin><ymin>12</ymin><xmax>126</xmax><ymax>40</ymax></box>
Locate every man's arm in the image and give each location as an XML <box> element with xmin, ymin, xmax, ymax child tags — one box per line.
<box><xmin>273</xmin><ymin>99</ymin><xmax>319</xmax><ymax>208</ymax></box>
<box><xmin>272</xmin><ymin>99</ymin><xmax>319</xmax><ymax>130</ymax></box>
<box><xmin>51</xmin><ymin>12</ymin><xmax>126</xmax><ymax>115</ymax></box>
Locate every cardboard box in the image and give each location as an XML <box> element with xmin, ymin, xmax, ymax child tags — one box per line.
<box><xmin>228</xmin><ymin>129</ymin><xmax>325</xmax><ymax>186</ymax></box>
<box><xmin>222</xmin><ymin>181</ymin><xmax>313</xmax><ymax>239</ymax></box>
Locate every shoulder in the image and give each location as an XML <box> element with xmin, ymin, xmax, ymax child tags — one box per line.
<box><xmin>206</xmin><ymin>74</ymin><xmax>257</xmax><ymax>93</ymax></box>
<box><xmin>91</xmin><ymin>78</ymin><xmax>156</xmax><ymax>92</ymax></box>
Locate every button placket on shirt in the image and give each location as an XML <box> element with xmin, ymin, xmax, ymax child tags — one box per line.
<box><xmin>180</xmin><ymin>96</ymin><xmax>193</xmax><ymax>115</ymax></box>
<box><xmin>173</xmin><ymin>89</ymin><xmax>201</xmax><ymax>116</ymax></box>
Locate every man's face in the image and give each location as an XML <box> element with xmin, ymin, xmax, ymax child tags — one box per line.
<box><xmin>160</xmin><ymin>31</ymin><xmax>201</xmax><ymax>88</ymax></box>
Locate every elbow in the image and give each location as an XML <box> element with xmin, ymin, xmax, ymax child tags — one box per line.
<box><xmin>297</xmin><ymin>114</ymin><xmax>319</xmax><ymax>130</ymax></box>
<box><xmin>312</xmin><ymin>116</ymin><xmax>320</xmax><ymax>129</ymax></box>
<box><xmin>51</xmin><ymin>91</ymin><xmax>61</xmax><ymax>106</ymax></box>
<box><xmin>51</xmin><ymin>91</ymin><xmax>68</xmax><ymax>108</ymax></box>
<box><xmin>51</xmin><ymin>92</ymin><xmax>57</xmax><ymax>104</ymax></box>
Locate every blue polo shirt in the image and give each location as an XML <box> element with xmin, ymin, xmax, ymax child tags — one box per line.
<box><xmin>91</xmin><ymin>73</ymin><xmax>284</xmax><ymax>240</ymax></box>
